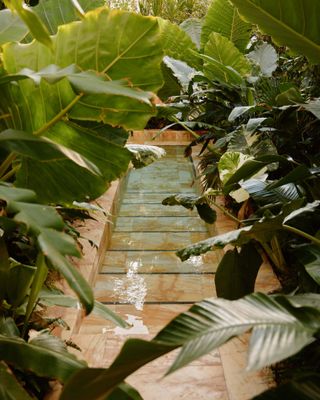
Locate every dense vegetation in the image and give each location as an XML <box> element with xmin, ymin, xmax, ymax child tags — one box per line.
<box><xmin>0</xmin><ymin>0</ymin><xmax>319</xmax><ymax>399</ymax></box>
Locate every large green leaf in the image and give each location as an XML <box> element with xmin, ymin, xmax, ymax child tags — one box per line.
<box><xmin>203</xmin><ymin>32</ymin><xmax>251</xmax><ymax>84</ymax></box>
<box><xmin>61</xmin><ymin>293</ymin><xmax>320</xmax><ymax>399</ymax></box>
<box><xmin>31</xmin><ymin>0</ymin><xmax>105</xmax><ymax>34</ymax></box>
<box><xmin>1</xmin><ymin>8</ymin><xmax>163</xmax><ymax>202</ymax></box>
<box><xmin>230</xmin><ymin>0</ymin><xmax>320</xmax><ymax>64</ymax></box>
<box><xmin>201</xmin><ymin>0</ymin><xmax>251</xmax><ymax>51</ymax></box>
<box><xmin>215</xmin><ymin>243</ymin><xmax>262</xmax><ymax>299</ymax></box>
<box><xmin>155</xmin><ymin>292</ymin><xmax>320</xmax><ymax>372</ymax></box>
<box><xmin>0</xmin><ymin>334</ymin><xmax>86</xmax><ymax>382</ymax></box>
<box><xmin>0</xmin><ymin>9</ymin><xmax>28</xmax><ymax>45</ymax></box>
<box><xmin>157</xmin><ymin>18</ymin><xmax>202</xmax><ymax>69</ymax></box>
<box><xmin>0</xmin><ymin>362</ymin><xmax>33</xmax><ymax>400</ymax></box>
<box><xmin>180</xmin><ymin>18</ymin><xmax>202</xmax><ymax>49</ymax></box>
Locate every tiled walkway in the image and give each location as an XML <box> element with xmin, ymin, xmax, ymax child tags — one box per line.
<box><xmin>77</xmin><ymin>146</ymin><xmax>228</xmax><ymax>399</ymax></box>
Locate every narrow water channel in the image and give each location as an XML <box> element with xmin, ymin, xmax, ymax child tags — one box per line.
<box><xmin>94</xmin><ymin>146</ymin><xmax>219</xmax><ymax>311</ymax></box>
<box><xmin>78</xmin><ymin>145</ymin><xmax>228</xmax><ymax>399</ymax></box>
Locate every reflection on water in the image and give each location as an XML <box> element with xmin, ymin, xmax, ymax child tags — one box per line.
<box><xmin>113</xmin><ymin>260</ymin><xmax>147</xmax><ymax>310</ymax></box>
<box><xmin>103</xmin><ymin>314</ymin><xmax>149</xmax><ymax>336</ymax></box>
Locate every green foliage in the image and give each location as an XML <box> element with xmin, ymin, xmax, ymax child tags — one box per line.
<box><xmin>230</xmin><ymin>0</ymin><xmax>320</xmax><ymax>64</ymax></box>
<box><xmin>60</xmin><ymin>293</ymin><xmax>320</xmax><ymax>399</ymax></box>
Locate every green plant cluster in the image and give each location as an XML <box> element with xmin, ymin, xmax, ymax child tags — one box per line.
<box><xmin>0</xmin><ymin>0</ymin><xmax>319</xmax><ymax>399</ymax></box>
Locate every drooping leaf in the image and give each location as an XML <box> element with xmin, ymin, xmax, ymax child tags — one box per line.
<box><xmin>230</xmin><ymin>0</ymin><xmax>320</xmax><ymax>64</ymax></box>
<box><xmin>0</xmin><ymin>362</ymin><xmax>33</xmax><ymax>400</ymax></box>
<box><xmin>177</xmin><ymin>201</ymin><xmax>300</xmax><ymax>261</ymax></box>
<box><xmin>37</xmin><ymin>229</ymin><xmax>93</xmax><ymax>315</ymax></box>
<box><xmin>39</xmin><ymin>290</ymin><xmax>128</xmax><ymax>328</ymax></box>
<box><xmin>0</xmin><ymin>334</ymin><xmax>86</xmax><ymax>382</ymax></box>
<box><xmin>201</xmin><ymin>0</ymin><xmax>251</xmax><ymax>51</ymax></box>
<box><xmin>180</xmin><ymin>18</ymin><xmax>202</xmax><ymax>49</ymax></box>
<box><xmin>203</xmin><ymin>32</ymin><xmax>251</xmax><ymax>84</ymax></box>
<box><xmin>155</xmin><ymin>292</ymin><xmax>320</xmax><ymax>373</ymax></box>
<box><xmin>0</xmin><ymin>9</ymin><xmax>28</xmax><ymax>45</ymax></box>
<box><xmin>162</xmin><ymin>193</ymin><xmax>217</xmax><ymax>224</ymax></box>
<box><xmin>247</xmin><ymin>42</ymin><xmax>278</xmax><ymax>76</ymax></box>
<box><xmin>215</xmin><ymin>243</ymin><xmax>262</xmax><ymax>299</ymax></box>
<box><xmin>61</xmin><ymin>293</ymin><xmax>320</xmax><ymax>398</ymax></box>
<box><xmin>126</xmin><ymin>145</ymin><xmax>166</xmax><ymax>169</ymax></box>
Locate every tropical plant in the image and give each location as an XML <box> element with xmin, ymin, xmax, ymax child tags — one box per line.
<box><xmin>0</xmin><ymin>0</ymin><xmax>166</xmax><ymax>397</ymax></box>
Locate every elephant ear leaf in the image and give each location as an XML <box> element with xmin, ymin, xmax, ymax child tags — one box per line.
<box><xmin>230</xmin><ymin>0</ymin><xmax>320</xmax><ymax>64</ymax></box>
<box><xmin>201</xmin><ymin>0</ymin><xmax>251</xmax><ymax>51</ymax></box>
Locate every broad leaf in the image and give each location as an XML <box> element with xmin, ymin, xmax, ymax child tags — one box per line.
<box><xmin>201</xmin><ymin>0</ymin><xmax>251</xmax><ymax>51</ymax></box>
<box><xmin>180</xmin><ymin>18</ymin><xmax>202</xmax><ymax>49</ymax></box>
<box><xmin>215</xmin><ymin>243</ymin><xmax>262</xmax><ymax>299</ymax></box>
<box><xmin>203</xmin><ymin>33</ymin><xmax>251</xmax><ymax>84</ymax></box>
<box><xmin>248</xmin><ymin>42</ymin><xmax>278</xmax><ymax>76</ymax></box>
<box><xmin>0</xmin><ymin>362</ymin><xmax>33</xmax><ymax>400</ymax></box>
<box><xmin>0</xmin><ymin>9</ymin><xmax>28</xmax><ymax>45</ymax></box>
<box><xmin>158</xmin><ymin>18</ymin><xmax>202</xmax><ymax>69</ymax></box>
<box><xmin>283</xmin><ymin>201</ymin><xmax>320</xmax><ymax>228</ymax></box>
<box><xmin>0</xmin><ymin>334</ymin><xmax>86</xmax><ymax>382</ymax></box>
<box><xmin>154</xmin><ymin>292</ymin><xmax>320</xmax><ymax>372</ymax></box>
<box><xmin>230</xmin><ymin>0</ymin><xmax>320</xmax><ymax>64</ymax></box>
<box><xmin>163</xmin><ymin>56</ymin><xmax>197</xmax><ymax>89</ymax></box>
<box><xmin>61</xmin><ymin>293</ymin><xmax>320</xmax><ymax>398</ymax></box>
<box><xmin>1</xmin><ymin>8</ymin><xmax>163</xmax><ymax>202</ymax></box>
<box><xmin>31</xmin><ymin>0</ymin><xmax>105</xmax><ymax>34</ymax></box>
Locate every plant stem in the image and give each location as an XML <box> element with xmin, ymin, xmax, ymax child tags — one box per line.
<box><xmin>283</xmin><ymin>224</ymin><xmax>320</xmax><ymax>246</ymax></box>
<box><xmin>260</xmin><ymin>241</ymin><xmax>283</xmax><ymax>270</ymax></box>
<box><xmin>0</xmin><ymin>153</ymin><xmax>17</xmax><ymax>178</ymax></box>
<box><xmin>33</xmin><ymin>93</ymin><xmax>84</xmax><ymax>136</ymax></box>
<box><xmin>271</xmin><ymin>235</ymin><xmax>287</xmax><ymax>271</ymax></box>
<box><xmin>0</xmin><ymin>113</ymin><xmax>11</xmax><ymax>121</ymax></box>
<box><xmin>211</xmin><ymin>200</ymin><xmax>242</xmax><ymax>225</ymax></box>
<box><xmin>1</xmin><ymin>165</ymin><xmax>19</xmax><ymax>181</ymax></box>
